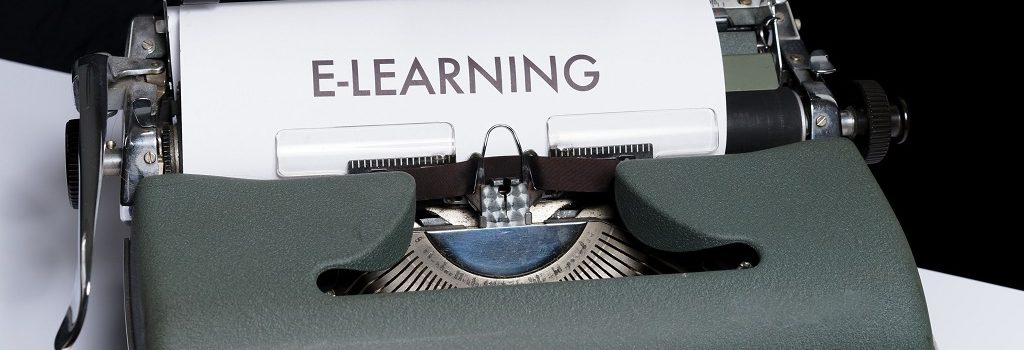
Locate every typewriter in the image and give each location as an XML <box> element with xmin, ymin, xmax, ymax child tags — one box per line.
<box><xmin>56</xmin><ymin>0</ymin><xmax>930</xmax><ymax>349</ymax></box>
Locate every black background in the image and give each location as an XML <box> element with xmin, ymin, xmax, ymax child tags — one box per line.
<box><xmin>1</xmin><ymin>1</ymin><xmax>1016</xmax><ymax>289</ymax></box>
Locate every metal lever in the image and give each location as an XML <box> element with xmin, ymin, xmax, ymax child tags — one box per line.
<box><xmin>471</xmin><ymin>125</ymin><xmax>539</xmax><ymax>227</ymax></box>
<box><xmin>475</xmin><ymin>124</ymin><xmax>530</xmax><ymax>187</ymax></box>
<box><xmin>55</xmin><ymin>53</ymin><xmax>111</xmax><ymax>350</ymax></box>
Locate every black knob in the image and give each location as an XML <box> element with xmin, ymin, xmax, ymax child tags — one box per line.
<box><xmin>850</xmin><ymin>80</ymin><xmax>897</xmax><ymax>164</ymax></box>
<box><xmin>65</xmin><ymin>119</ymin><xmax>80</xmax><ymax>209</ymax></box>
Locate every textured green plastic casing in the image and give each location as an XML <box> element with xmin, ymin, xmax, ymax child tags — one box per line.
<box><xmin>129</xmin><ymin>139</ymin><xmax>931</xmax><ymax>349</ymax></box>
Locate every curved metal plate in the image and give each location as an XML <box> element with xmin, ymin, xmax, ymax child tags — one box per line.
<box><xmin>323</xmin><ymin>220</ymin><xmax>746</xmax><ymax>295</ymax></box>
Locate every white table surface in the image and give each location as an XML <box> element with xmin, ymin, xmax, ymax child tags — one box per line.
<box><xmin>2</xmin><ymin>58</ymin><xmax>1022</xmax><ymax>349</ymax></box>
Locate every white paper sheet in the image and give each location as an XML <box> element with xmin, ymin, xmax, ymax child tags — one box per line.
<box><xmin>174</xmin><ymin>0</ymin><xmax>726</xmax><ymax>179</ymax></box>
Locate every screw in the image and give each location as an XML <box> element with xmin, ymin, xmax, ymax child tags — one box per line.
<box><xmin>790</xmin><ymin>55</ymin><xmax>803</xmax><ymax>63</ymax></box>
<box><xmin>815</xmin><ymin>115</ymin><xmax>828</xmax><ymax>127</ymax></box>
<box><xmin>141</xmin><ymin>39</ymin><xmax>155</xmax><ymax>53</ymax></box>
<box><xmin>105</xmin><ymin>140</ymin><xmax>116</xmax><ymax>150</ymax></box>
<box><xmin>738</xmin><ymin>0</ymin><xmax>752</xmax><ymax>5</ymax></box>
<box><xmin>150</xmin><ymin>62</ymin><xmax>160</xmax><ymax>68</ymax></box>
<box><xmin>144</xmin><ymin>151</ymin><xmax>156</xmax><ymax>164</ymax></box>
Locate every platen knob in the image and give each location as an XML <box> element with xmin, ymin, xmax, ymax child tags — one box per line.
<box><xmin>65</xmin><ymin>119</ymin><xmax>80</xmax><ymax>209</ymax></box>
<box><xmin>848</xmin><ymin>80</ymin><xmax>903</xmax><ymax>164</ymax></box>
